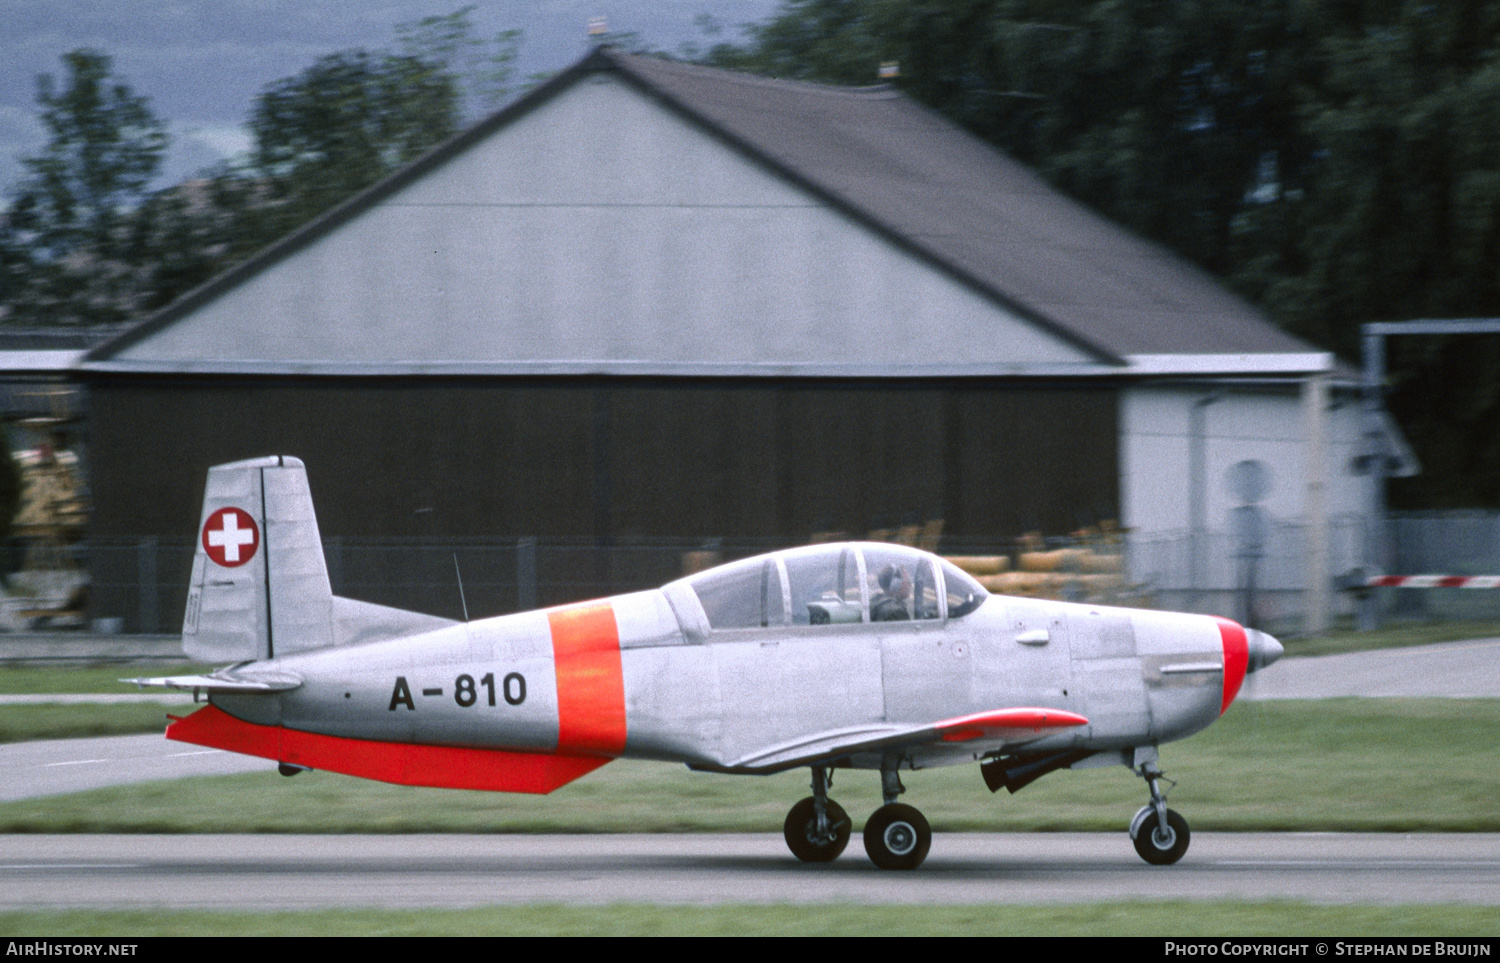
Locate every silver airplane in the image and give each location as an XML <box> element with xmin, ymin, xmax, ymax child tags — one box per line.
<box><xmin>134</xmin><ymin>456</ymin><xmax>1283</xmax><ymax>870</ymax></box>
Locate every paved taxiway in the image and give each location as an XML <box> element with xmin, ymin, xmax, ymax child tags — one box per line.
<box><xmin>0</xmin><ymin>833</ymin><xmax>1496</xmax><ymax>909</ymax></box>
<box><xmin>0</xmin><ymin>638</ymin><xmax>1494</xmax><ymax>908</ymax></box>
<box><xmin>1243</xmin><ymin>636</ymin><xmax>1500</xmax><ymax>699</ymax></box>
<box><xmin>0</xmin><ymin>733</ymin><xmax>271</xmax><ymax>801</ymax></box>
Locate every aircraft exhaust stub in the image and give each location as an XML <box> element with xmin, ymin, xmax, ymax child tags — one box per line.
<box><xmin>130</xmin><ymin>456</ymin><xmax>1285</xmax><ymax>870</ymax></box>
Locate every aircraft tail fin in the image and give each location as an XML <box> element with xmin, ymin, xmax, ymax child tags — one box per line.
<box><xmin>184</xmin><ymin>456</ymin><xmax>457</xmax><ymax>664</ymax></box>
<box><xmin>183</xmin><ymin>456</ymin><xmax>333</xmax><ymax>663</ymax></box>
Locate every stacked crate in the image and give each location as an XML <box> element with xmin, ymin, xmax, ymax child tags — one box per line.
<box><xmin>946</xmin><ymin>524</ymin><xmax>1145</xmax><ymax>606</ymax></box>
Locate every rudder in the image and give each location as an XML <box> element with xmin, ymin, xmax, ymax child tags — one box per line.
<box><xmin>183</xmin><ymin>456</ymin><xmax>332</xmax><ymax>662</ymax></box>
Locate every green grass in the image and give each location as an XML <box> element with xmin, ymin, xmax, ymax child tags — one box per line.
<box><xmin>0</xmin><ymin>663</ymin><xmax>210</xmax><ymax>695</ymax></box>
<box><xmin>1287</xmin><ymin>619</ymin><xmax>1500</xmax><ymax>656</ymax></box>
<box><xmin>0</xmin><ymin>703</ymin><xmax>171</xmax><ymax>744</ymax></box>
<box><xmin>0</xmin><ymin>902</ymin><xmax>1496</xmax><ymax>936</ymax></box>
<box><xmin>0</xmin><ymin>663</ymin><xmax>201</xmax><ymax>742</ymax></box>
<box><xmin>0</xmin><ymin>698</ymin><xmax>1494</xmax><ymax>834</ymax></box>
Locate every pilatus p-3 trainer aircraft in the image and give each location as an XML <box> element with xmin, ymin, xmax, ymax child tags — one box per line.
<box><xmin>135</xmin><ymin>456</ymin><xmax>1283</xmax><ymax>870</ymax></box>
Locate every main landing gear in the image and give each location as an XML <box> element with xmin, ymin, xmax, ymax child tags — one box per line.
<box><xmin>783</xmin><ymin>758</ymin><xmax>933</xmax><ymax>870</ymax></box>
<box><xmin>1129</xmin><ymin>758</ymin><xmax>1190</xmax><ymax>865</ymax></box>
<box><xmin>783</xmin><ymin>766</ymin><xmax>850</xmax><ymax>862</ymax></box>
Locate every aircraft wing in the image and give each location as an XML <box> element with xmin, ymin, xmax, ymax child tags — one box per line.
<box><xmin>708</xmin><ymin>707</ymin><xmax>1089</xmax><ymax>774</ymax></box>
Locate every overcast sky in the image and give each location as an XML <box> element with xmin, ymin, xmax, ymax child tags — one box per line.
<box><xmin>0</xmin><ymin>0</ymin><xmax>777</xmax><ymax>193</ymax></box>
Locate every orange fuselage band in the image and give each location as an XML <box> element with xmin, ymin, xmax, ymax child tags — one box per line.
<box><xmin>548</xmin><ymin>602</ymin><xmax>627</xmax><ymax>756</ymax></box>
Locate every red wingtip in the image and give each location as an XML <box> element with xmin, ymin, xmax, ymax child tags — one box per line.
<box><xmin>935</xmin><ymin>706</ymin><xmax>1089</xmax><ymax>742</ymax></box>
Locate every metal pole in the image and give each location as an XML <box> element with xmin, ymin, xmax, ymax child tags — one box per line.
<box><xmin>1188</xmin><ymin>394</ymin><xmax>1218</xmax><ymax>613</ymax></box>
<box><xmin>1304</xmin><ymin>372</ymin><xmax>1329</xmax><ymax>636</ymax></box>
<box><xmin>137</xmin><ymin>536</ymin><xmax>158</xmax><ymax>634</ymax></box>
<box><xmin>1356</xmin><ymin>320</ymin><xmax>1500</xmax><ymax>629</ymax></box>
<box><xmin>1360</xmin><ymin>326</ymin><xmax>1387</xmax><ymax>631</ymax></box>
<box><xmin>517</xmin><ymin>536</ymin><xmax>537</xmax><ymax>611</ymax></box>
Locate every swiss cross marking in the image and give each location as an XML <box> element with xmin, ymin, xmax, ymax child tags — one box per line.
<box><xmin>202</xmin><ymin>507</ymin><xmax>260</xmax><ymax>567</ymax></box>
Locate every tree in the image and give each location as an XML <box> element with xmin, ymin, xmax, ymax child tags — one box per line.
<box><xmin>394</xmin><ymin>5</ymin><xmax>523</xmax><ymax>120</ymax></box>
<box><xmin>1</xmin><ymin>49</ymin><xmax>167</xmax><ymax>326</ymax></box>
<box><xmin>2</xmin><ymin>16</ymin><xmax>519</xmax><ymax>327</ymax></box>
<box><xmin>702</xmin><ymin>0</ymin><xmax>1500</xmax><ymax>508</ymax></box>
<box><xmin>243</xmin><ymin>49</ymin><xmax>460</xmax><ymax>247</ymax></box>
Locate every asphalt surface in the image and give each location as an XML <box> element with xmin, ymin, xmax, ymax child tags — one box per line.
<box><xmin>0</xmin><ymin>733</ymin><xmax>272</xmax><ymax>801</ymax></box>
<box><xmin>1242</xmin><ymin>636</ymin><xmax>1500</xmax><ymax>699</ymax></box>
<box><xmin>0</xmin><ymin>638</ymin><xmax>1493</xmax><ymax>910</ymax></box>
<box><xmin>0</xmin><ymin>832</ymin><xmax>1496</xmax><ymax>908</ymax></box>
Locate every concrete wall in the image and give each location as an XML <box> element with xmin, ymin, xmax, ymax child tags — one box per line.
<box><xmin>1120</xmin><ymin>383</ymin><xmax>1365</xmax><ymax>542</ymax></box>
<box><xmin>1119</xmin><ymin>382</ymin><xmax>1367</xmax><ymax>622</ymax></box>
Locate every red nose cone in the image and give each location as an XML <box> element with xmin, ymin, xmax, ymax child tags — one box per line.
<box><xmin>1213</xmin><ymin>617</ymin><xmax>1249</xmax><ymax>713</ymax></box>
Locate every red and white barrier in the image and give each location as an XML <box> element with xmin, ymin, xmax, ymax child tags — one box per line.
<box><xmin>1365</xmin><ymin>575</ymin><xmax>1500</xmax><ymax>589</ymax></box>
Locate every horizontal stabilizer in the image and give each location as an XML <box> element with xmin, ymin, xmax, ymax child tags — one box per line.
<box><xmin>124</xmin><ymin>673</ymin><xmax>302</xmax><ymax>694</ymax></box>
<box><xmin>332</xmin><ymin>596</ymin><xmax>456</xmax><ymax>647</ymax></box>
<box><xmin>711</xmin><ymin>706</ymin><xmax>1088</xmax><ymax>773</ymax></box>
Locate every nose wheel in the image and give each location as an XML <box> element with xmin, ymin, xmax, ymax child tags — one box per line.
<box><xmin>1131</xmin><ymin>805</ymin><xmax>1189</xmax><ymax>865</ymax></box>
<box><xmin>1130</xmin><ymin>758</ymin><xmax>1190</xmax><ymax>865</ymax></box>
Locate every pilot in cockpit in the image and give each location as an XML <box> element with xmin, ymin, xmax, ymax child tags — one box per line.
<box><xmin>870</xmin><ymin>564</ymin><xmax>913</xmax><ymax>621</ymax></box>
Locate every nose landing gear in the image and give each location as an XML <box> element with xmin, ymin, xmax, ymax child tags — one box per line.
<box><xmin>1129</xmin><ymin>758</ymin><xmax>1190</xmax><ymax>865</ymax></box>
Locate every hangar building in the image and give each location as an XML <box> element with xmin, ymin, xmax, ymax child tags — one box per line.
<box><xmin>79</xmin><ymin>47</ymin><xmax>1369</xmax><ymax>630</ymax></box>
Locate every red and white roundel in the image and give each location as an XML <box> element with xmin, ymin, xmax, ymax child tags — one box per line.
<box><xmin>202</xmin><ymin>507</ymin><xmax>260</xmax><ymax>567</ymax></box>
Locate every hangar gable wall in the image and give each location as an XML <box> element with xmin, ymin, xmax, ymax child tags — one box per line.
<box><xmin>111</xmin><ymin>75</ymin><xmax>1093</xmax><ymax>370</ymax></box>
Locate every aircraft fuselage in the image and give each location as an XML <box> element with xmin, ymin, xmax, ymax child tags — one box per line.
<box><xmin>213</xmin><ymin>584</ymin><xmax>1246</xmax><ymax>773</ymax></box>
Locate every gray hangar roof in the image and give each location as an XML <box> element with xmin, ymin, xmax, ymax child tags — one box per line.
<box><xmin>85</xmin><ymin>47</ymin><xmax>1327</xmax><ymax>378</ymax></box>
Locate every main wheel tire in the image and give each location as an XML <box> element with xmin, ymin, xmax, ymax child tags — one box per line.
<box><xmin>863</xmin><ymin>802</ymin><xmax>932</xmax><ymax>870</ymax></box>
<box><xmin>783</xmin><ymin>796</ymin><xmax>850</xmax><ymax>862</ymax></box>
<box><xmin>1133</xmin><ymin>807</ymin><xmax>1190</xmax><ymax>865</ymax></box>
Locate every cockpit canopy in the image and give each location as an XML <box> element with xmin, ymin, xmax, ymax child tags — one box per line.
<box><xmin>683</xmin><ymin>543</ymin><xmax>987</xmax><ymax>632</ymax></box>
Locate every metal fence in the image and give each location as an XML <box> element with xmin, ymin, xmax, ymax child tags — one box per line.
<box><xmin>86</xmin><ymin>535</ymin><xmax>796</xmax><ymax>634</ymax></box>
<box><xmin>1127</xmin><ymin>511</ymin><xmax>1500</xmax><ymax>631</ymax></box>
<box><xmin>1123</xmin><ymin>515</ymin><xmax>1367</xmax><ymax>629</ymax></box>
<box><xmin>1389</xmin><ymin>511</ymin><xmax>1500</xmax><ymax>574</ymax></box>
<box><xmin>70</xmin><ymin>512</ymin><xmax>1500</xmax><ymax>636</ymax></box>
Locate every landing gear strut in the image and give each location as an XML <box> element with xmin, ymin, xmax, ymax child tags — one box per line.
<box><xmin>783</xmin><ymin>765</ymin><xmax>850</xmax><ymax>862</ymax></box>
<box><xmin>863</xmin><ymin>756</ymin><xmax>931</xmax><ymax>870</ymax></box>
<box><xmin>784</xmin><ymin>759</ymin><xmax>933</xmax><ymax>869</ymax></box>
<box><xmin>1129</xmin><ymin>758</ymin><xmax>1190</xmax><ymax>865</ymax></box>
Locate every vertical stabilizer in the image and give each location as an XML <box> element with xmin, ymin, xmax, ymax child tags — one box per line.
<box><xmin>183</xmin><ymin>456</ymin><xmax>332</xmax><ymax>662</ymax></box>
